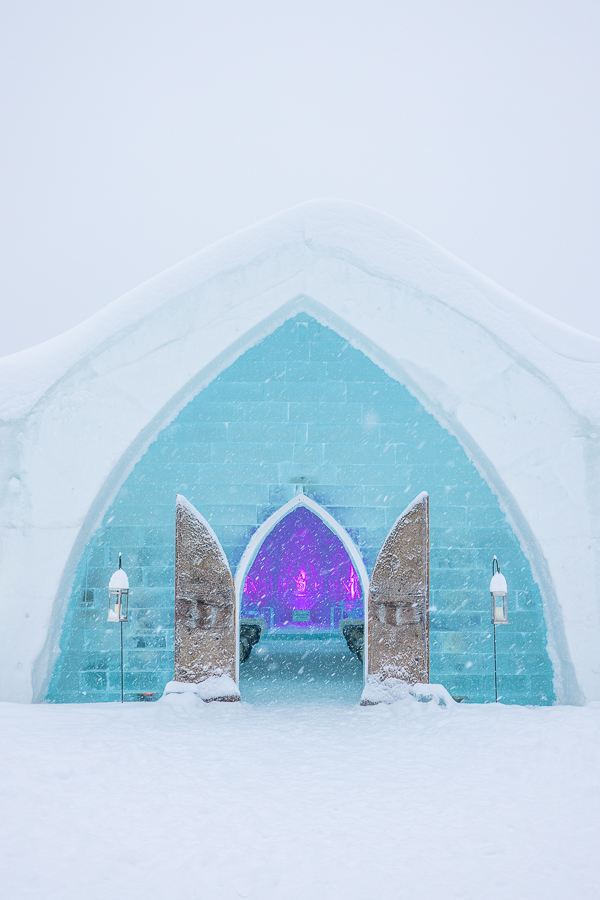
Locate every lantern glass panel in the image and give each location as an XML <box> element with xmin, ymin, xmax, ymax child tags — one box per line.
<box><xmin>108</xmin><ymin>588</ymin><xmax>129</xmax><ymax>622</ymax></box>
<box><xmin>120</xmin><ymin>588</ymin><xmax>129</xmax><ymax>622</ymax></box>
<box><xmin>492</xmin><ymin>592</ymin><xmax>508</xmax><ymax>624</ymax></box>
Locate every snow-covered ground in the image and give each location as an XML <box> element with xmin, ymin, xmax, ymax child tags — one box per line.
<box><xmin>1</xmin><ymin>695</ymin><xmax>599</xmax><ymax>900</ymax></box>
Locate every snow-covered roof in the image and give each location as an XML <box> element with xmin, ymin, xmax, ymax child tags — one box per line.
<box><xmin>1</xmin><ymin>199</ymin><xmax>598</xmax><ymax>420</ymax></box>
<box><xmin>0</xmin><ymin>199</ymin><xmax>598</xmax><ymax>704</ymax></box>
<box><xmin>490</xmin><ymin>572</ymin><xmax>508</xmax><ymax>595</ymax></box>
<box><xmin>108</xmin><ymin>568</ymin><xmax>129</xmax><ymax>591</ymax></box>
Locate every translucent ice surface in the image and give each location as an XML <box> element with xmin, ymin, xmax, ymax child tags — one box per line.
<box><xmin>0</xmin><ymin>200</ymin><xmax>598</xmax><ymax>704</ymax></box>
<box><xmin>239</xmin><ymin>633</ymin><xmax>363</xmax><ymax>706</ymax></box>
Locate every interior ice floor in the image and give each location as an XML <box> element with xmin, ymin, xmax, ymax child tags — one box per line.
<box><xmin>239</xmin><ymin>632</ymin><xmax>364</xmax><ymax>705</ymax></box>
<box><xmin>1</xmin><ymin>689</ymin><xmax>599</xmax><ymax>900</ymax></box>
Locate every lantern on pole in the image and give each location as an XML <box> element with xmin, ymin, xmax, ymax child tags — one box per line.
<box><xmin>490</xmin><ymin>557</ymin><xmax>508</xmax><ymax>625</ymax></box>
<box><xmin>107</xmin><ymin>553</ymin><xmax>129</xmax><ymax>702</ymax></box>
<box><xmin>490</xmin><ymin>556</ymin><xmax>508</xmax><ymax>702</ymax></box>
<box><xmin>108</xmin><ymin>553</ymin><xmax>129</xmax><ymax>623</ymax></box>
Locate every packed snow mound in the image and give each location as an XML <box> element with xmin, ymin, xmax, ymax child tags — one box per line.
<box><xmin>162</xmin><ymin>675</ymin><xmax>240</xmax><ymax>703</ymax></box>
<box><xmin>361</xmin><ymin>676</ymin><xmax>455</xmax><ymax>707</ymax></box>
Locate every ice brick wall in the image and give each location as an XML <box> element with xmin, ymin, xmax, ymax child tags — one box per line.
<box><xmin>47</xmin><ymin>315</ymin><xmax>554</xmax><ymax>704</ymax></box>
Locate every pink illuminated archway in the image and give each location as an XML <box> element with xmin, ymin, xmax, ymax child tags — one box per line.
<box><xmin>234</xmin><ymin>495</ymin><xmax>368</xmax><ymax>679</ymax></box>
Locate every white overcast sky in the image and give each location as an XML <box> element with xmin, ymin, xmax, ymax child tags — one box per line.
<box><xmin>1</xmin><ymin>0</ymin><xmax>599</xmax><ymax>357</ymax></box>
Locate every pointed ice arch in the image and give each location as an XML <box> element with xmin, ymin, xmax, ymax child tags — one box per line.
<box><xmin>43</xmin><ymin>312</ymin><xmax>559</xmax><ymax>707</ymax></box>
<box><xmin>234</xmin><ymin>494</ymin><xmax>369</xmax><ymax>679</ymax></box>
<box><xmin>2</xmin><ymin>200</ymin><xmax>592</xmax><ymax>706</ymax></box>
<box><xmin>235</xmin><ymin>494</ymin><xmax>369</xmax><ymax>605</ymax></box>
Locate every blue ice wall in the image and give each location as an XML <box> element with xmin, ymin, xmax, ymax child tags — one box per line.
<box><xmin>47</xmin><ymin>315</ymin><xmax>554</xmax><ymax>705</ymax></box>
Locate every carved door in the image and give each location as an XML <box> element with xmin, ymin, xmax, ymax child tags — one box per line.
<box><xmin>174</xmin><ymin>494</ymin><xmax>236</xmax><ymax>684</ymax></box>
<box><xmin>367</xmin><ymin>492</ymin><xmax>429</xmax><ymax>683</ymax></box>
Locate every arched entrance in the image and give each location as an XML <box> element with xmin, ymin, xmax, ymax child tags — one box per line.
<box><xmin>235</xmin><ymin>496</ymin><xmax>368</xmax><ymax>703</ymax></box>
<box><xmin>46</xmin><ymin>315</ymin><xmax>556</xmax><ymax>707</ymax></box>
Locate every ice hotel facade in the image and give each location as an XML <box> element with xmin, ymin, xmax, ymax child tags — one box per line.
<box><xmin>1</xmin><ymin>200</ymin><xmax>599</xmax><ymax>706</ymax></box>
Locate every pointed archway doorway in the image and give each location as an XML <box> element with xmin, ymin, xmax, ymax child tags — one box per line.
<box><xmin>235</xmin><ymin>496</ymin><xmax>368</xmax><ymax>704</ymax></box>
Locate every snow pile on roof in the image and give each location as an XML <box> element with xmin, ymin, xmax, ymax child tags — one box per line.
<box><xmin>108</xmin><ymin>568</ymin><xmax>129</xmax><ymax>591</ymax></box>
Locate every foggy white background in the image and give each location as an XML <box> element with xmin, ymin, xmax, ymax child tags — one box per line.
<box><xmin>1</xmin><ymin>0</ymin><xmax>599</xmax><ymax>358</ymax></box>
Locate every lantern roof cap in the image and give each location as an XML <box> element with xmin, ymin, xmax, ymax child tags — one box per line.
<box><xmin>490</xmin><ymin>571</ymin><xmax>507</xmax><ymax>594</ymax></box>
<box><xmin>109</xmin><ymin>568</ymin><xmax>129</xmax><ymax>591</ymax></box>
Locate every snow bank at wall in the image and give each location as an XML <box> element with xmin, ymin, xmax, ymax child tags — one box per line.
<box><xmin>0</xmin><ymin>199</ymin><xmax>598</xmax><ymax>703</ymax></box>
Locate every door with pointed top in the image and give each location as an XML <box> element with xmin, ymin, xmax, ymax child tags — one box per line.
<box><xmin>174</xmin><ymin>495</ymin><xmax>238</xmax><ymax>699</ymax></box>
<box><xmin>366</xmin><ymin>492</ymin><xmax>429</xmax><ymax>687</ymax></box>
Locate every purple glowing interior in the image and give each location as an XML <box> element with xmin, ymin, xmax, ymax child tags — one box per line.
<box><xmin>241</xmin><ymin>506</ymin><xmax>364</xmax><ymax>630</ymax></box>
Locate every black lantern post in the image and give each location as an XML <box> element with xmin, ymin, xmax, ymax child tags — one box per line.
<box><xmin>490</xmin><ymin>555</ymin><xmax>508</xmax><ymax>702</ymax></box>
<box><xmin>107</xmin><ymin>553</ymin><xmax>129</xmax><ymax>703</ymax></box>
